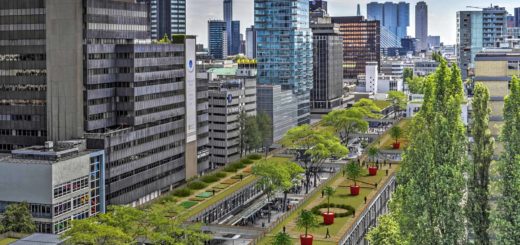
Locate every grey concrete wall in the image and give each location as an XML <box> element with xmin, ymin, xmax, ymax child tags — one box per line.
<box><xmin>51</xmin><ymin>154</ymin><xmax>90</xmax><ymax>189</ymax></box>
<box><xmin>45</xmin><ymin>0</ymin><xmax>85</xmax><ymax>141</ymax></box>
<box><xmin>0</xmin><ymin>162</ymin><xmax>52</xmax><ymax>204</ymax></box>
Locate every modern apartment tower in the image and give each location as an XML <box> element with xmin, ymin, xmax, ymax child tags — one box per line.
<box><xmin>367</xmin><ymin>2</ymin><xmax>409</xmax><ymax>48</ymax></box>
<box><xmin>208</xmin><ymin>20</ymin><xmax>228</xmax><ymax>59</ymax></box>
<box><xmin>415</xmin><ymin>1</ymin><xmax>428</xmax><ymax>51</ymax></box>
<box><xmin>138</xmin><ymin>0</ymin><xmax>187</xmax><ymax>39</ymax></box>
<box><xmin>0</xmin><ymin>0</ymin><xmax>209</xmax><ymax>206</ymax></box>
<box><xmin>255</xmin><ymin>0</ymin><xmax>313</xmax><ymax>143</ymax></box>
<box><xmin>331</xmin><ymin>16</ymin><xmax>381</xmax><ymax>79</ymax></box>
<box><xmin>482</xmin><ymin>6</ymin><xmax>507</xmax><ymax>48</ymax></box>
<box><xmin>223</xmin><ymin>0</ymin><xmax>240</xmax><ymax>55</ymax></box>
<box><xmin>310</xmin><ymin>19</ymin><xmax>344</xmax><ymax>114</ymax></box>
<box><xmin>457</xmin><ymin>11</ymin><xmax>484</xmax><ymax>80</ymax></box>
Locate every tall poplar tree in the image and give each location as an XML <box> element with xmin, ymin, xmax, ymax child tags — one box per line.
<box><xmin>494</xmin><ymin>76</ymin><xmax>520</xmax><ymax>244</ymax></box>
<box><xmin>375</xmin><ymin>60</ymin><xmax>468</xmax><ymax>244</ymax></box>
<box><xmin>467</xmin><ymin>83</ymin><xmax>494</xmax><ymax>245</ymax></box>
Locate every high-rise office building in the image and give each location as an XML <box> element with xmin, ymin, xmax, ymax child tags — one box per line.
<box><xmin>515</xmin><ymin>7</ymin><xmax>520</xmax><ymax>27</ymax></box>
<box><xmin>310</xmin><ymin>20</ymin><xmax>344</xmax><ymax>114</ymax></box>
<box><xmin>428</xmin><ymin>35</ymin><xmax>441</xmax><ymax>48</ymax></box>
<box><xmin>310</xmin><ymin>0</ymin><xmax>327</xmax><ymax>12</ymax></box>
<box><xmin>246</xmin><ymin>26</ymin><xmax>257</xmax><ymax>58</ymax></box>
<box><xmin>482</xmin><ymin>6</ymin><xmax>507</xmax><ymax>48</ymax></box>
<box><xmin>457</xmin><ymin>11</ymin><xmax>483</xmax><ymax>79</ymax></box>
<box><xmin>367</xmin><ymin>2</ymin><xmax>409</xmax><ymax>48</ymax></box>
<box><xmin>0</xmin><ymin>0</ymin><xmax>209</xmax><ymax>206</ymax></box>
<box><xmin>208</xmin><ymin>20</ymin><xmax>228</xmax><ymax>59</ymax></box>
<box><xmin>223</xmin><ymin>0</ymin><xmax>240</xmax><ymax>55</ymax></box>
<box><xmin>331</xmin><ymin>16</ymin><xmax>381</xmax><ymax>79</ymax></box>
<box><xmin>255</xmin><ymin>0</ymin><xmax>313</xmax><ymax>143</ymax></box>
<box><xmin>415</xmin><ymin>1</ymin><xmax>428</xmax><ymax>51</ymax></box>
<box><xmin>138</xmin><ymin>0</ymin><xmax>186</xmax><ymax>39</ymax></box>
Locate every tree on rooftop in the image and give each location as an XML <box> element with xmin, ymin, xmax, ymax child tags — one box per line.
<box><xmin>1</xmin><ymin>202</ymin><xmax>36</xmax><ymax>234</ymax></box>
<box><xmin>271</xmin><ymin>231</ymin><xmax>292</xmax><ymax>245</ymax></box>
<box><xmin>322</xmin><ymin>108</ymin><xmax>368</xmax><ymax>144</ymax></box>
<box><xmin>493</xmin><ymin>76</ymin><xmax>520</xmax><ymax>244</ymax></box>
<box><xmin>388</xmin><ymin>91</ymin><xmax>408</xmax><ymax>119</ymax></box>
<box><xmin>466</xmin><ymin>83</ymin><xmax>494</xmax><ymax>245</ymax></box>
<box><xmin>282</xmin><ymin>125</ymin><xmax>348</xmax><ymax>193</ymax></box>
<box><xmin>256</xmin><ymin>112</ymin><xmax>273</xmax><ymax>158</ymax></box>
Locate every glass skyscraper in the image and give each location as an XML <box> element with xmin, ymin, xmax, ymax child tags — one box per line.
<box><xmin>139</xmin><ymin>0</ymin><xmax>186</xmax><ymax>39</ymax></box>
<box><xmin>367</xmin><ymin>1</ymin><xmax>409</xmax><ymax>48</ymax></box>
<box><xmin>208</xmin><ymin>20</ymin><xmax>228</xmax><ymax>59</ymax></box>
<box><xmin>255</xmin><ymin>0</ymin><xmax>313</xmax><ymax>142</ymax></box>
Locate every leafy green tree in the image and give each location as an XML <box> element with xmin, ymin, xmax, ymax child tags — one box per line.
<box><xmin>157</xmin><ymin>34</ymin><xmax>171</xmax><ymax>44</ymax></box>
<box><xmin>344</xmin><ymin>162</ymin><xmax>362</xmax><ymax>186</ymax></box>
<box><xmin>253</xmin><ymin>159</ymin><xmax>304</xmax><ymax>222</ymax></box>
<box><xmin>323</xmin><ymin>186</ymin><xmax>336</xmax><ymax>214</ymax></box>
<box><xmin>322</xmin><ymin>108</ymin><xmax>369</xmax><ymax>143</ymax></box>
<box><xmin>380</xmin><ymin>59</ymin><xmax>467</xmax><ymax>244</ymax></box>
<box><xmin>1</xmin><ymin>202</ymin><xmax>36</xmax><ymax>233</ymax></box>
<box><xmin>367</xmin><ymin>146</ymin><xmax>379</xmax><ymax>163</ymax></box>
<box><xmin>63</xmin><ymin>205</ymin><xmax>210</xmax><ymax>245</ymax></box>
<box><xmin>403</xmin><ymin>68</ymin><xmax>414</xmax><ymax>83</ymax></box>
<box><xmin>389</xmin><ymin>126</ymin><xmax>402</xmax><ymax>145</ymax></box>
<box><xmin>256</xmin><ymin>112</ymin><xmax>273</xmax><ymax>157</ymax></box>
<box><xmin>494</xmin><ymin>76</ymin><xmax>520</xmax><ymax>244</ymax></box>
<box><xmin>388</xmin><ymin>91</ymin><xmax>408</xmax><ymax>118</ymax></box>
<box><xmin>466</xmin><ymin>83</ymin><xmax>494</xmax><ymax>245</ymax></box>
<box><xmin>353</xmin><ymin>98</ymin><xmax>383</xmax><ymax>119</ymax></box>
<box><xmin>296</xmin><ymin>210</ymin><xmax>319</xmax><ymax>238</ymax></box>
<box><xmin>282</xmin><ymin>125</ymin><xmax>348</xmax><ymax>193</ymax></box>
<box><xmin>244</xmin><ymin>115</ymin><xmax>262</xmax><ymax>153</ymax></box>
<box><xmin>366</xmin><ymin>214</ymin><xmax>408</xmax><ymax>245</ymax></box>
<box><xmin>271</xmin><ymin>231</ymin><xmax>292</xmax><ymax>245</ymax></box>
<box><xmin>407</xmin><ymin>76</ymin><xmax>427</xmax><ymax>94</ymax></box>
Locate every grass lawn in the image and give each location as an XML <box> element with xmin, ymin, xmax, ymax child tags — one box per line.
<box><xmin>259</xmin><ymin>164</ymin><xmax>399</xmax><ymax>244</ymax></box>
<box><xmin>377</xmin><ymin>119</ymin><xmax>412</xmax><ymax>150</ymax></box>
<box><xmin>373</xmin><ymin>100</ymin><xmax>392</xmax><ymax>111</ymax></box>
<box><xmin>0</xmin><ymin>238</ymin><xmax>17</xmax><ymax>245</ymax></box>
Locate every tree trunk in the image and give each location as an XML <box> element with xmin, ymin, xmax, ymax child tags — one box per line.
<box><xmin>283</xmin><ymin>191</ymin><xmax>288</xmax><ymax>212</ymax></box>
<box><xmin>313</xmin><ymin>168</ymin><xmax>318</xmax><ymax>187</ymax></box>
<box><xmin>305</xmin><ymin>169</ymin><xmax>310</xmax><ymax>194</ymax></box>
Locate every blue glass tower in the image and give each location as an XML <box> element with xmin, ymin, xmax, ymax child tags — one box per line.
<box><xmin>367</xmin><ymin>1</ymin><xmax>409</xmax><ymax>48</ymax></box>
<box><xmin>208</xmin><ymin>20</ymin><xmax>228</xmax><ymax>59</ymax></box>
<box><xmin>255</xmin><ymin>0</ymin><xmax>313</xmax><ymax>142</ymax></box>
<box><xmin>230</xmin><ymin>20</ymin><xmax>241</xmax><ymax>55</ymax></box>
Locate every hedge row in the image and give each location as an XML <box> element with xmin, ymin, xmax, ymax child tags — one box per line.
<box><xmin>311</xmin><ymin>203</ymin><xmax>355</xmax><ymax>218</ymax></box>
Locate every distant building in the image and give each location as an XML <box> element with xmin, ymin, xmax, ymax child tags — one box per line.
<box><xmin>310</xmin><ymin>0</ymin><xmax>327</xmax><ymax>12</ymax></box>
<box><xmin>138</xmin><ymin>0</ymin><xmax>187</xmax><ymax>39</ymax></box>
<box><xmin>428</xmin><ymin>35</ymin><xmax>441</xmax><ymax>48</ymax></box>
<box><xmin>474</xmin><ymin>50</ymin><xmax>520</xmax><ymax>136</ymax></box>
<box><xmin>415</xmin><ymin>1</ymin><xmax>428</xmax><ymax>51</ymax></box>
<box><xmin>310</xmin><ymin>20</ymin><xmax>344</xmax><ymax>114</ymax></box>
<box><xmin>407</xmin><ymin>94</ymin><xmax>469</xmax><ymax>125</ymax></box>
<box><xmin>331</xmin><ymin>16</ymin><xmax>381</xmax><ymax>79</ymax></box>
<box><xmin>204</xmin><ymin>64</ymin><xmax>257</xmax><ymax>167</ymax></box>
<box><xmin>457</xmin><ymin>11</ymin><xmax>483</xmax><ymax>79</ymax></box>
<box><xmin>255</xmin><ymin>0</ymin><xmax>313</xmax><ymax>143</ymax></box>
<box><xmin>0</xmin><ymin>141</ymin><xmax>105</xmax><ymax>234</ymax></box>
<box><xmin>208</xmin><ymin>20</ymin><xmax>228</xmax><ymax>59</ymax></box>
<box><xmin>414</xmin><ymin>60</ymin><xmax>439</xmax><ymax>76</ymax></box>
<box><xmin>246</xmin><ymin>26</ymin><xmax>257</xmax><ymax>58</ymax></box>
<box><xmin>387</xmin><ymin>37</ymin><xmax>417</xmax><ymax>56</ymax></box>
<box><xmin>516</xmin><ymin>8</ymin><xmax>520</xmax><ymax>27</ymax></box>
<box><xmin>482</xmin><ymin>6</ymin><xmax>508</xmax><ymax>48</ymax></box>
<box><xmin>367</xmin><ymin>1</ymin><xmax>409</xmax><ymax>48</ymax></box>
<box><xmin>230</xmin><ymin>21</ymin><xmax>241</xmax><ymax>55</ymax></box>
<box><xmin>507</xmin><ymin>15</ymin><xmax>516</xmax><ymax>28</ymax></box>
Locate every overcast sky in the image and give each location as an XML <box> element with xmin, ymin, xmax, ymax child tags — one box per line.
<box><xmin>187</xmin><ymin>0</ymin><xmax>519</xmax><ymax>47</ymax></box>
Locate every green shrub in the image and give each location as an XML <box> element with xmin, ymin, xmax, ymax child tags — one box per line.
<box><xmin>310</xmin><ymin>203</ymin><xmax>355</xmax><ymax>218</ymax></box>
<box><xmin>200</xmin><ymin>175</ymin><xmax>220</xmax><ymax>183</ymax></box>
<box><xmin>215</xmin><ymin>172</ymin><xmax>227</xmax><ymax>178</ymax></box>
<box><xmin>240</xmin><ymin>158</ymin><xmax>254</xmax><ymax>165</ymax></box>
<box><xmin>187</xmin><ymin>181</ymin><xmax>207</xmax><ymax>190</ymax></box>
<box><xmin>172</xmin><ymin>188</ymin><xmax>192</xmax><ymax>197</ymax></box>
<box><xmin>248</xmin><ymin>154</ymin><xmax>262</xmax><ymax>160</ymax></box>
<box><xmin>224</xmin><ymin>162</ymin><xmax>244</xmax><ymax>172</ymax></box>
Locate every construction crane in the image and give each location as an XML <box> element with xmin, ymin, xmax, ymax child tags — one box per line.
<box><xmin>466</xmin><ymin>6</ymin><xmax>484</xmax><ymax>10</ymax></box>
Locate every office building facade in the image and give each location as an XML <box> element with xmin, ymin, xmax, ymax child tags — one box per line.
<box><xmin>428</xmin><ymin>35</ymin><xmax>441</xmax><ymax>48</ymax></box>
<box><xmin>0</xmin><ymin>140</ymin><xmax>105</xmax><ymax>234</ymax></box>
<box><xmin>205</xmin><ymin>65</ymin><xmax>257</xmax><ymax>167</ymax></box>
<box><xmin>0</xmin><ymin>0</ymin><xmax>209</xmax><ymax>206</ymax></box>
<box><xmin>516</xmin><ymin>8</ymin><xmax>520</xmax><ymax>27</ymax></box>
<box><xmin>255</xmin><ymin>0</ymin><xmax>313</xmax><ymax>143</ymax></box>
<box><xmin>311</xmin><ymin>22</ymin><xmax>344</xmax><ymax>114</ymax></box>
<box><xmin>482</xmin><ymin>6</ymin><xmax>507</xmax><ymax>48</ymax></box>
<box><xmin>415</xmin><ymin>1</ymin><xmax>428</xmax><ymax>51</ymax></box>
<box><xmin>138</xmin><ymin>0</ymin><xmax>187</xmax><ymax>39</ymax></box>
<box><xmin>332</xmin><ymin>16</ymin><xmax>381</xmax><ymax>79</ymax></box>
<box><xmin>367</xmin><ymin>1</ymin><xmax>409</xmax><ymax>48</ymax></box>
<box><xmin>246</xmin><ymin>26</ymin><xmax>257</xmax><ymax>58</ymax></box>
<box><xmin>310</xmin><ymin>0</ymin><xmax>327</xmax><ymax>12</ymax></box>
<box><xmin>208</xmin><ymin>20</ymin><xmax>228</xmax><ymax>59</ymax></box>
<box><xmin>457</xmin><ymin>11</ymin><xmax>483</xmax><ymax>79</ymax></box>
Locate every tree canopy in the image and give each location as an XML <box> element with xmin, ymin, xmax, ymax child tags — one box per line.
<box><xmin>1</xmin><ymin>202</ymin><xmax>36</xmax><ymax>234</ymax></box>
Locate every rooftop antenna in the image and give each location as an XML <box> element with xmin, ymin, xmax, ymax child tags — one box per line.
<box><xmin>357</xmin><ymin>4</ymin><xmax>361</xmax><ymax>16</ymax></box>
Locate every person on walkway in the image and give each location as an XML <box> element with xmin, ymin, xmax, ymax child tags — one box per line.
<box><xmin>325</xmin><ymin>228</ymin><xmax>331</xmax><ymax>239</ymax></box>
<box><xmin>283</xmin><ymin>226</ymin><xmax>286</xmax><ymax>233</ymax></box>
<box><xmin>321</xmin><ymin>190</ymin><xmax>324</xmax><ymax>198</ymax></box>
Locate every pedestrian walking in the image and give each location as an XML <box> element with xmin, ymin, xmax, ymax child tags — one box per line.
<box><xmin>325</xmin><ymin>228</ymin><xmax>331</xmax><ymax>239</ymax></box>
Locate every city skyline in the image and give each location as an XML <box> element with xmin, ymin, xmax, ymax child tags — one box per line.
<box><xmin>187</xmin><ymin>0</ymin><xmax>519</xmax><ymax>47</ymax></box>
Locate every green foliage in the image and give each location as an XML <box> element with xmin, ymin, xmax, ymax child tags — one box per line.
<box><xmin>494</xmin><ymin>76</ymin><xmax>520</xmax><ymax>244</ymax></box>
<box><xmin>388</xmin><ymin>91</ymin><xmax>408</xmax><ymax>111</ymax></box>
<box><xmin>1</xmin><ymin>202</ymin><xmax>36</xmax><ymax>233</ymax></box>
<box><xmin>384</xmin><ymin>59</ymin><xmax>467</xmax><ymax>244</ymax></box>
<box><xmin>172</xmin><ymin>188</ymin><xmax>192</xmax><ymax>197</ymax></box>
<box><xmin>467</xmin><ymin>83</ymin><xmax>494</xmax><ymax>245</ymax></box>
<box><xmin>323</xmin><ymin>108</ymin><xmax>369</xmax><ymax>142</ymax></box>
<box><xmin>310</xmin><ymin>203</ymin><xmax>355</xmax><ymax>217</ymax></box>
<box><xmin>407</xmin><ymin>76</ymin><xmax>427</xmax><ymax>94</ymax></box>
<box><xmin>248</xmin><ymin>154</ymin><xmax>262</xmax><ymax>160</ymax></box>
<box><xmin>200</xmin><ymin>175</ymin><xmax>220</xmax><ymax>183</ymax></box>
<box><xmin>367</xmin><ymin>146</ymin><xmax>379</xmax><ymax>163</ymax></box>
<box><xmin>157</xmin><ymin>34</ymin><xmax>172</xmax><ymax>44</ymax></box>
<box><xmin>353</xmin><ymin>98</ymin><xmax>383</xmax><ymax>118</ymax></box>
<box><xmin>271</xmin><ymin>231</ymin><xmax>292</xmax><ymax>245</ymax></box>
<box><xmin>240</xmin><ymin>158</ymin><xmax>254</xmax><ymax>165</ymax></box>
<box><xmin>224</xmin><ymin>162</ymin><xmax>245</xmax><ymax>172</ymax></box>
<box><xmin>403</xmin><ymin>67</ymin><xmax>414</xmax><ymax>82</ymax></box>
<box><xmin>366</xmin><ymin>214</ymin><xmax>408</xmax><ymax>245</ymax></box>
<box><xmin>323</xmin><ymin>186</ymin><xmax>336</xmax><ymax>213</ymax></box>
<box><xmin>296</xmin><ymin>209</ymin><xmax>319</xmax><ymax>237</ymax></box>
<box><xmin>257</xmin><ymin>112</ymin><xmax>273</xmax><ymax>149</ymax></box>
<box><xmin>252</xmin><ymin>159</ymin><xmax>304</xmax><ymax>198</ymax></box>
<box><xmin>389</xmin><ymin>126</ymin><xmax>402</xmax><ymax>144</ymax></box>
<box><xmin>239</xmin><ymin>110</ymin><xmax>262</xmax><ymax>156</ymax></box>
<box><xmin>214</xmin><ymin>172</ymin><xmax>227</xmax><ymax>178</ymax></box>
<box><xmin>187</xmin><ymin>181</ymin><xmax>208</xmax><ymax>190</ymax></box>
<box><xmin>62</xmin><ymin>205</ymin><xmax>211</xmax><ymax>245</ymax></box>
<box><xmin>344</xmin><ymin>162</ymin><xmax>362</xmax><ymax>186</ymax></box>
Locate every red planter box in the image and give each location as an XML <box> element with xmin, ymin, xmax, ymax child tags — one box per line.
<box><xmin>322</xmin><ymin>212</ymin><xmax>335</xmax><ymax>225</ymax></box>
<box><xmin>368</xmin><ymin>166</ymin><xmax>378</xmax><ymax>176</ymax></box>
<box><xmin>300</xmin><ymin>235</ymin><xmax>313</xmax><ymax>245</ymax></box>
<box><xmin>392</xmin><ymin>142</ymin><xmax>401</xmax><ymax>149</ymax></box>
<box><xmin>350</xmin><ymin>185</ymin><xmax>360</xmax><ymax>196</ymax></box>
